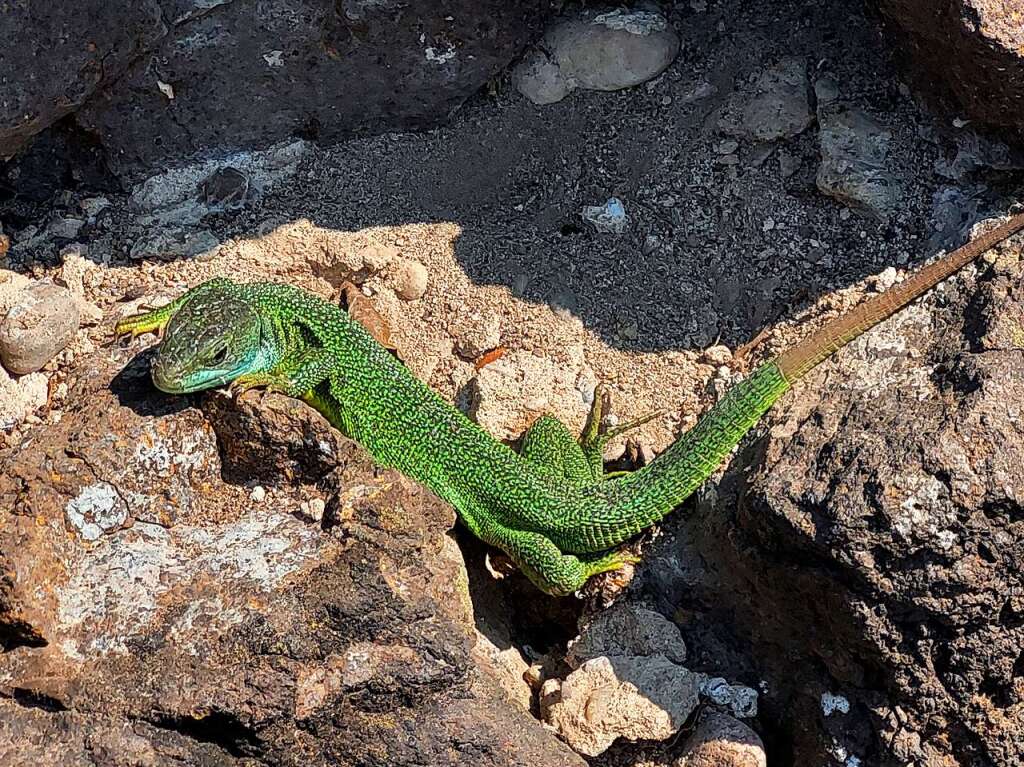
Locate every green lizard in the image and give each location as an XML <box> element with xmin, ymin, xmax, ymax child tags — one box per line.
<box><xmin>115</xmin><ymin>213</ymin><xmax>1024</xmax><ymax>595</ymax></box>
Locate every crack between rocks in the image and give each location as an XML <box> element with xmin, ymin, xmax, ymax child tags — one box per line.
<box><xmin>0</xmin><ymin>687</ymin><xmax>68</xmax><ymax>713</ymax></box>
<box><xmin>132</xmin><ymin>709</ymin><xmax>266</xmax><ymax>761</ymax></box>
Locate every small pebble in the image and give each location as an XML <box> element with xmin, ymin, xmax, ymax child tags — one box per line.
<box><xmin>390</xmin><ymin>258</ymin><xmax>429</xmax><ymax>300</ymax></box>
<box><xmin>250</xmin><ymin>485</ymin><xmax>267</xmax><ymax>503</ymax></box>
<box><xmin>703</xmin><ymin>344</ymin><xmax>732</xmax><ymax>365</ymax></box>
<box><xmin>872</xmin><ymin>267</ymin><xmax>899</xmax><ymax>292</ymax></box>
<box><xmin>302</xmin><ymin>497</ymin><xmax>326</xmax><ymax>522</ymax></box>
<box><xmin>49</xmin><ymin>217</ymin><xmax>85</xmax><ymax>240</ymax></box>
<box><xmin>0</xmin><ymin>282</ymin><xmax>80</xmax><ymax>375</ymax></box>
<box><xmin>80</xmin><ymin>196</ymin><xmax>111</xmax><ymax>219</ymax></box>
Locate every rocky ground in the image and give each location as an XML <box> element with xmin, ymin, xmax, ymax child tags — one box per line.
<box><xmin>2</xmin><ymin>1</ymin><xmax>1024</xmax><ymax>766</ymax></box>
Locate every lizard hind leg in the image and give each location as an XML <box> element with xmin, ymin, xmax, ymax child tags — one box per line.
<box><xmin>519</xmin><ymin>415</ymin><xmax>594</xmax><ymax>485</ymax></box>
<box><xmin>482</xmin><ymin>524</ymin><xmax>640</xmax><ymax>596</ymax></box>
<box><xmin>579</xmin><ymin>383</ymin><xmax>664</xmax><ymax>479</ymax></box>
<box><xmin>483</xmin><ymin>524</ymin><xmax>594</xmax><ymax>596</ymax></box>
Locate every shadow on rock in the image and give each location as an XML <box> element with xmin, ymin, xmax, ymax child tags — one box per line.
<box><xmin>108</xmin><ymin>346</ymin><xmax>194</xmax><ymax>418</ymax></box>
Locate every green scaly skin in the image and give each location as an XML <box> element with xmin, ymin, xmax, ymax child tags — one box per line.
<box><xmin>113</xmin><ymin>212</ymin><xmax>1024</xmax><ymax>595</ymax></box>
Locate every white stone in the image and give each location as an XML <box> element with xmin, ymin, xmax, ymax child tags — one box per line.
<box><xmin>515</xmin><ymin>10</ymin><xmax>679</xmax><ymax>105</ymax></box>
<box><xmin>541</xmin><ymin>654</ymin><xmax>701</xmax><ymax>756</ymax></box>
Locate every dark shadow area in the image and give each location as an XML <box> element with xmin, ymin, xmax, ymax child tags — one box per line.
<box><xmin>0</xmin><ymin>114</ymin><xmax>121</xmax><ymax>229</ymax></box>
<box><xmin>109</xmin><ymin>346</ymin><xmax>196</xmax><ymax>418</ymax></box>
<box><xmin>456</xmin><ymin>524</ymin><xmax>581</xmax><ymax>659</ymax></box>
<box><xmin>186</xmin><ymin>0</ymin><xmax>1002</xmax><ymax>356</ymax></box>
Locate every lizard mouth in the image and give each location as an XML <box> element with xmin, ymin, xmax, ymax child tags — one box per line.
<box><xmin>150</xmin><ymin>358</ymin><xmax>241</xmax><ymax>394</ymax></box>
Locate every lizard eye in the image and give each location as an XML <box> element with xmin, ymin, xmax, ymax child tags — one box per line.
<box><xmin>209</xmin><ymin>346</ymin><xmax>229</xmax><ymax>365</ymax></box>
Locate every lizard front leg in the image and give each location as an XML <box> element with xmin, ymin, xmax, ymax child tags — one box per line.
<box><xmin>114</xmin><ymin>277</ymin><xmax>233</xmax><ymax>341</ymax></box>
<box><xmin>229</xmin><ymin>347</ymin><xmax>336</xmax><ymax>399</ymax></box>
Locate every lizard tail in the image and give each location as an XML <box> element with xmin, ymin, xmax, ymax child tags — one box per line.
<box><xmin>775</xmin><ymin>211</ymin><xmax>1024</xmax><ymax>383</ymax></box>
<box><xmin>586</xmin><ymin>211</ymin><xmax>1024</xmax><ymax>549</ymax></box>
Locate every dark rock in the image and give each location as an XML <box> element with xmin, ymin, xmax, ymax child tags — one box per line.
<box><xmin>678</xmin><ymin>250</ymin><xmax>1024</xmax><ymax>764</ymax></box>
<box><xmin>78</xmin><ymin>0</ymin><xmax>547</xmax><ymax>182</ymax></box>
<box><xmin>875</xmin><ymin>0</ymin><xmax>1024</xmax><ymax>144</ymax></box>
<box><xmin>0</xmin><ymin>3</ymin><xmax>165</xmax><ymax>160</ymax></box>
<box><xmin>674</xmin><ymin>709</ymin><xmax>766</xmax><ymax>767</ymax></box>
<box><xmin>200</xmin><ymin>166</ymin><xmax>253</xmax><ymax>213</ymax></box>
<box><xmin>0</xmin><ymin>348</ymin><xmax>585</xmax><ymax>767</ymax></box>
<box><xmin>202</xmin><ymin>389</ymin><xmax>350</xmax><ymax>487</ymax></box>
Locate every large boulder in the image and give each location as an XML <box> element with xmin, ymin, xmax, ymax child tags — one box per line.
<box><xmin>2</xmin><ymin>1</ymin><xmax>549</xmax><ymax>181</ymax></box>
<box><xmin>874</xmin><ymin>0</ymin><xmax>1024</xmax><ymax>143</ymax></box>
<box><xmin>0</xmin><ymin>345</ymin><xmax>584</xmax><ymax>767</ymax></box>
<box><xmin>685</xmin><ymin>241</ymin><xmax>1024</xmax><ymax>764</ymax></box>
<box><xmin>0</xmin><ymin>3</ymin><xmax>165</xmax><ymax>160</ymax></box>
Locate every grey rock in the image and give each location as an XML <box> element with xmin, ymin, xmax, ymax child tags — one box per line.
<box><xmin>721</xmin><ymin>58</ymin><xmax>812</xmax><ymax>142</ymax></box>
<box><xmin>3</xmin><ymin>3</ymin><xmax>547</xmax><ymax>180</ymax></box>
<box><xmin>581</xmin><ymin>197</ymin><xmax>628</xmax><ymax>234</ymax></box>
<box><xmin>74</xmin><ymin>1</ymin><xmax>549</xmax><ymax>181</ymax></box>
<box><xmin>680</xmin><ymin>79</ymin><xmax>717</xmax><ymax>103</ymax></box>
<box><xmin>0</xmin><ymin>3</ymin><xmax>164</xmax><ymax>159</ymax></box>
<box><xmin>816</xmin><ymin>100</ymin><xmax>902</xmax><ymax>221</ymax></box>
<box><xmin>936</xmin><ymin>131</ymin><xmax>1024</xmax><ymax>181</ymax></box>
<box><xmin>701</xmin><ymin>677</ymin><xmax>759</xmax><ymax>719</ymax></box>
<box><xmin>540</xmin><ymin>654</ymin><xmax>702</xmax><ymax>756</ymax></box>
<box><xmin>514</xmin><ymin>50</ymin><xmax>574</xmax><ymax>105</ymax></box>
<box><xmin>48</xmin><ymin>217</ymin><xmax>86</xmax><ymax>240</ymax></box>
<box><xmin>567</xmin><ymin>602</ymin><xmax>687</xmax><ymax>667</ymax></box>
<box><xmin>129</xmin><ymin>139</ymin><xmax>311</xmax><ymax>226</ymax></box>
<box><xmin>0</xmin><ymin>281</ymin><xmax>79</xmax><ymax>375</ymax></box>
<box><xmin>675</xmin><ymin>710</ymin><xmax>766</xmax><ymax>767</ymax></box>
<box><xmin>813</xmin><ymin>76</ymin><xmax>841</xmax><ymax>105</ymax></box>
<box><xmin>79</xmin><ymin>196</ymin><xmax>112</xmax><ymax>219</ymax></box>
<box><xmin>129</xmin><ymin>229</ymin><xmax>220</xmax><ymax>260</ymax></box>
<box><xmin>927</xmin><ymin>185</ymin><xmax>987</xmax><ymax>252</ymax></box>
<box><xmin>515</xmin><ymin>10</ymin><xmax>680</xmax><ymax>105</ymax></box>
<box><xmin>199</xmin><ymin>166</ymin><xmax>253</xmax><ymax>213</ymax></box>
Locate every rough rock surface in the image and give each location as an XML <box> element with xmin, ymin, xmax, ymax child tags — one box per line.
<box><xmin>815</xmin><ymin>80</ymin><xmax>903</xmax><ymax>221</ymax></box>
<box><xmin>675</xmin><ymin>710</ymin><xmax>767</xmax><ymax>767</ymax></box>
<box><xmin>515</xmin><ymin>9</ymin><xmax>680</xmax><ymax>105</ymax></box>
<box><xmin>681</xmin><ymin>241</ymin><xmax>1024</xmax><ymax>765</ymax></box>
<box><xmin>718</xmin><ymin>57</ymin><xmax>813</xmax><ymax>143</ymax></box>
<box><xmin>0</xmin><ymin>3</ymin><xmax>164</xmax><ymax>160</ymax></box>
<box><xmin>0</xmin><ymin>347</ymin><xmax>585</xmax><ymax>767</ymax></box>
<box><xmin>0</xmin><ymin>366</ymin><xmax>48</xmax><ymax>431</ymax></box>
<box><xmin>467</xmin><ymin>346</ymin><xmax>595</xmax><ymax>442</ymax></box>
<box><xmin>3</xmin><ymin>1</ymin><xmax>549</xmax><ymax>181</ymax></box>
<box><xmin>0</xmin><ymin>281</ymin><xmax>80</xmax><ymax>374</ymax></box>
<box><xmin>875</xmin><ymin>0</ymin><xmax>1024</xmax><ymax>143</ymax></box>
<box><xmin>567</xmin><ymin>601</ymin><xmax>687</xmax><ymax>668</ymax></box>
<box><xmin>540</xmin><ymin>654</ymin><xmax>702</xmax><ymax>756</ymax></box>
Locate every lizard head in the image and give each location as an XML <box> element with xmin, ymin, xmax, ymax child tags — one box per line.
<box><xmin>151</xmin><ymin>291</ymin><xmax>263</xmax><ymax>393</ymax></box>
